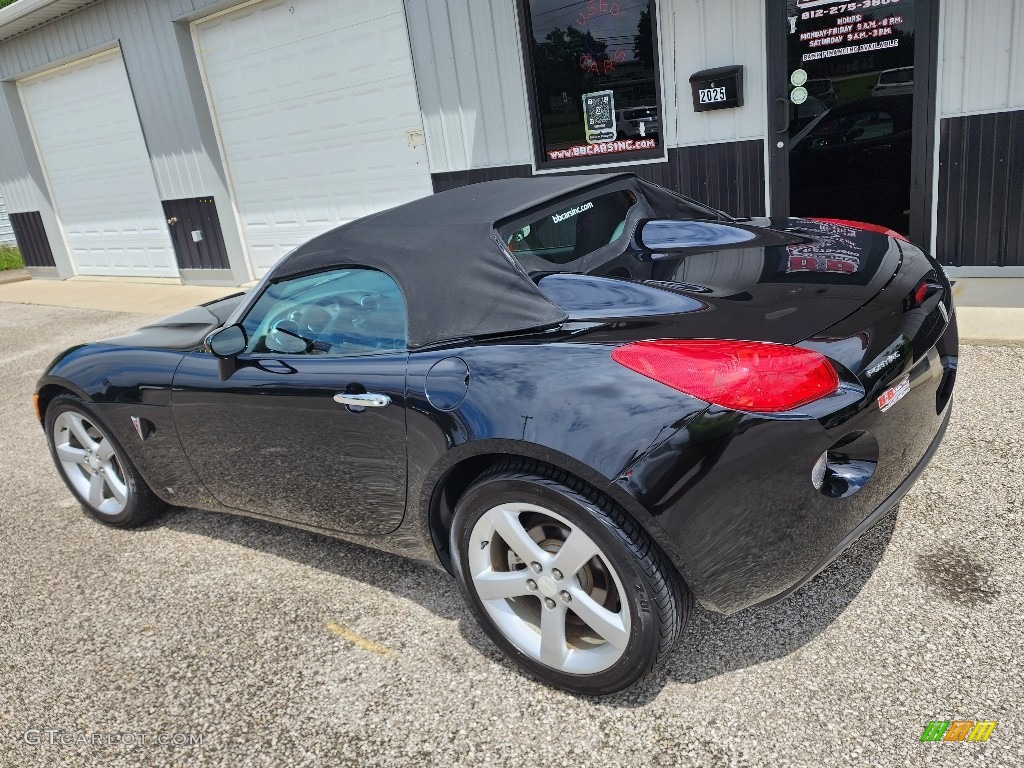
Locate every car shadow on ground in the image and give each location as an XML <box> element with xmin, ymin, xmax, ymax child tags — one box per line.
<box><xmin>157</xmin><ymin>506</ymin><xmax>897</xmax><ymax>706</ymax></box>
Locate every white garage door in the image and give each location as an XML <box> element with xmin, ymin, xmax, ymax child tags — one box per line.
<box><xmin>19</xmin><ymin>50</ymin><xmax>177</xmax><ymax>277</ymax></box>
<box><xmin>196</xmin><ymin>0</ymin><xmax>433</xmax><ymax>275</ymax></box>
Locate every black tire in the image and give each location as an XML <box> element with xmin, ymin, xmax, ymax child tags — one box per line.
<box><xmin>450</xmin><ymin>459</ymin><xmax>690</xmax><ymax>695</ymax></box>
<box><xmin>45</xmin><ymin>394</ymin><xmax>166</xmax><ymax>528</ymax></box>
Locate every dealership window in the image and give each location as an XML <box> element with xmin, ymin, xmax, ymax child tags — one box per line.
<box><xmin>519</xmin><ymin>0</ymin><xmax>665</xmax><ymax>169</ymax></box>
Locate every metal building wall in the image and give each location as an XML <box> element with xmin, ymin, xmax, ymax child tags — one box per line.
<box><xmin>0</xmin><ymin>79</ymin><xmax>35</xmax><ymax>214</ymax></box>
<box><xmin>663</xmin><ymin>0</ymin><xmax>767</xmax><ymax>149</ymax></box>
<box><xmin>0</xmin><ymin>0</ymin><xmax>771</xmax><ymax>271</ymax></box>
<box><xmin>406</xmin><ymin>0</ymin><xmax>768</xmax><ymax>172</ymax></box>
<box><xmin>0</xmin><ymin>0</ymin><xmax>223</xmax><ymax>209</ymax></box>
<box><xmin>934</xmin><ymin>0</ymin><xmax>1024</xmax><ymax>268</ymax></box>
<box><xmin>0</xmin><ymin>0</ymin><xmax>247</xmax><ymax>280</ymax></box>
<box><xmin>938</xmin><ymin>0</ymin><xmax>1024</xmax><ymax>118</ymax></box>
<box><xmin>0</xmin><ymin>190</ymin><xmax>14</xmax><ymax>245</ymax></box>
<box><xmin>404</xmin><ymin>0</ymin><xmax>532</xmax><ymax>173</ymax></box>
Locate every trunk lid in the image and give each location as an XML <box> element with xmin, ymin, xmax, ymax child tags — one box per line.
<box><xmin>537</xmin><ymin>218</ymin><xmax>906</xmax><ymax>345</ymax></box>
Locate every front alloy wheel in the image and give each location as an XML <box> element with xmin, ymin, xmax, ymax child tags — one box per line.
<box><xmin>52</xmin><ymin>410</ymin><xmax>130</xmax><ymax>516</ymax></box>
<box><xmin>451</xmin><ymin>461</ymin><xmax>689</xmax><ymax>695</ymax></box>
<box><xmin>45</xmin><ymin>394</ymin><xmax>165</xmax><ymax>528</ymax></box>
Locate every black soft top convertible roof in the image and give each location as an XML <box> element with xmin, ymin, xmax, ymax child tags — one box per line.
<box><xmin>274</xmin><ymin>173</ymin><xmax>637</xmax><ymax>349</ymax></box>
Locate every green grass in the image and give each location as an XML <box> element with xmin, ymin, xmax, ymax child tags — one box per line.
<box><xmin>0</xmin><ymin>0</ymin><xmax>19</xmax><ymax>10</ymax></box>
<box><xmin>0</xmin><ymin>245</ymin><xmax>24</xmax><ymax>271</ymax></box>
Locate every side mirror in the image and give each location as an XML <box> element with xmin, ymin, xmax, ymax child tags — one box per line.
<box><xmin>206</xmin><ymin>324</ymin><xmax>247</xmax><ymax>358</ymax></box>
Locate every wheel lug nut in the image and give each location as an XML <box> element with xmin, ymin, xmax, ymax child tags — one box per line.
<box><xmin>551</xmin><ymin>568</ymin><xmax>563</xmax><ymax>581</ymax></box>
<box><xmin>530</xmin><ymin>562</ymin><xmax>542</xmax><ymax>573</ymax></box>
<box><xmin>544</xmin><ymin>597</ymin><xmax>556</xmax><ymax>609</ymax></box>
<box><xmin>526</xmin><ymin>579</ymin><xmax>537</xmax><ymax>591</ymax></box>
<box><xmin>560</xmin><ymin>590</ymin><xmax>571</xmax><ymax>603</ymax></box>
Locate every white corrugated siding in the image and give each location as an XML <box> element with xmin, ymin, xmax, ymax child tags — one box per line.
<box><xmin>0</xmin><ymin>190</ymin><xmax>14</xmax><ymax>245</ymax></box>
<box><xmin>0</xmin><ymin>86</ymin><xmax>37</xmax><ymax>213</ymax></box>
<box><xmin>664</xmin><ymin>0</ymin><xmax>767</xmax><ymax>148</ymax></box>
<box><xmin>404</xmin><ymin>0</ymin><xmax>534</xmax><ymax>172</ymax></box>
<box><xmin>407</xmin><ymin>0</ymin><xmax>768</xmax><ymax>172</ymax></box>
<box><xmin>939</xmin><ymin>0</ymin><xmax>1024</xmax><ymax>117</ymax></box>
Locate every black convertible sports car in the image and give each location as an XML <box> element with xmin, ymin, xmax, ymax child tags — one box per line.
<box><xmin>36</xmin><ymin>174</ymin><xmax>957</xmax><ymax>695</ymax></box>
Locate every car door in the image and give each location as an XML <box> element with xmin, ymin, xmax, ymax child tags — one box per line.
<box><xmin>171</xmin><ymin>267</ymin><xmax>408</xmax><ymax>535</ymax></box>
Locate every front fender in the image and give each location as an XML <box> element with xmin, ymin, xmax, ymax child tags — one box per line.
<box><xmin>37</xmin><ymin>344</ymin><xmax>184</xmax><ymax>406</ymax></box>
<box><xmin>35</xmin><ymin>344</ymin><xmax>208</xmax><ymax>508</ymax></box>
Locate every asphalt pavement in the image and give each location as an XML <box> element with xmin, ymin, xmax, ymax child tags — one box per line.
<box><xmin>0</xmin><ymin>301</ymin><xmax>1020</xmax><ymax>768</ymax></box>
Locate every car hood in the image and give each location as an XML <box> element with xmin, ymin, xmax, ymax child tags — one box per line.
<box><xmin>100</xmin><ymin>293</ymin><xmax>246</xmax><ymax>351</ymax></box>
<box><xmin>539</xmin><ymin>218</ymin><xmax>903</xmax><ymax>345</ymax></box>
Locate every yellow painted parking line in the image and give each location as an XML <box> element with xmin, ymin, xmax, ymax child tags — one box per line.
<box><xmin>325</xmin><ymin>622</ymin><xmax>397</xmax><ymax>657</ymax></box>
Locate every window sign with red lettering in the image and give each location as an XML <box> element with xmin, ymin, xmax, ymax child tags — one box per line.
<box><xmin>519</xmin><ymin>0</ymin><xmax>665</xmax><ymax>168</ymax></box>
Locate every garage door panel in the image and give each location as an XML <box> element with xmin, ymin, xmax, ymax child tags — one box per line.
<box><xmin>199</xmin><ymin>0</ymin><xmax>432</xmax><ymax>274</ymax></box>
<box><xmin>214</xmin><ymin>79</ymin><xmax>424</xmax><ymax>155</ymax></box>
<box><xmin>202</xmin><ymin>10</ymin><xmax>413</xmax><ymax>114</ymax></box>
<box><xmin>200</xmin><ymin>0</ymin><xmax>394</xmax><ymax>62</ymax></box>
<box><xmin>21</xmin><ymin>51</ymin><xmax>177</xmax><ymax>277</ymax></box>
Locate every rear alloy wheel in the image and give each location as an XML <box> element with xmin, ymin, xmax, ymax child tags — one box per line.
<box><xmin>46</xmin><ymin>395</ymin><xmax>165</xmax><ymax>528</ymax></box>
<box><xmin>451</xmin><ymin>461</ymin><xmax>689</xmax><ymax>695</ymax></box>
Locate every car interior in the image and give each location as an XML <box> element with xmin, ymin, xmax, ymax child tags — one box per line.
<box><xmin>242</xmin><ymin>268</ymin><xmax>407</xmax><ymax>357</ymax></box>
<box><xmin>498</xmin><ymin>182</ymin><xmax>725</xmax><ymax>277</ymax></box>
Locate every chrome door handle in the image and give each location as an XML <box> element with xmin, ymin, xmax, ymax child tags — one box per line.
<box><xmin>333</xmin><ymin>392</ymin><xmax>390</xmax><ymax>408</ymax></box>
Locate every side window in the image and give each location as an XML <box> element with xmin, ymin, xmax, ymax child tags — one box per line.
<box><xmin>240</xmin><ymin>268</ymin><xmax>407</xmax><ymax>357</ymax></box>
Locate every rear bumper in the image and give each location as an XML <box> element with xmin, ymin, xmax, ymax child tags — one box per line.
<box><xmin>753</xmin><ymin>402</ymin><xmax>950</xmax><ymax>608</ymax></box>
<box><xmin>613</xmin><ymin>296</ymin><xmax>957</xmax><ymax>614</ymax></box>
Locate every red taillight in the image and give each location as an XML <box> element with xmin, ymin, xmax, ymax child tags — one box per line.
<box><xmin>611</xmin><ymin>339</ymin><xmax>840</xmax><ymax>413</ymax></box>
<box><xmin>808</xmin><ymin>217</ymin><xmax>908</xmax><ymax>242</ymax></box>
<box><xmin>913</xmin><ymin>281</ymin><xmax>929</xmax><ymax>306</ymax></box>
<box><xmin>906</xmin><ymin>277</ymin><xmax>941</xmax><ymax>311</ymax></box>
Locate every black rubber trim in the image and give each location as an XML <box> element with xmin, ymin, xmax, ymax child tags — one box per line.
<box><xmin>754</xmin><ymin>403</ymin><xmax>952</xmax><ymax>608</ymax></box>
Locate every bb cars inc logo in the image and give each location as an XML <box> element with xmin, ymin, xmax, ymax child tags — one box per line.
<box><xmin>877</xmin><ymin>375</ymin><xmax>910</xmax><ymax>413</ymax></box>
<box><xmin>920</xmin><ymin>721</ymin><xmax>997</xmax><ymax>742</ymax></box>
<box><xmin>551</xmin><ymin>201</ymin><xmax>594</xmax><ymax>224</ymax></box>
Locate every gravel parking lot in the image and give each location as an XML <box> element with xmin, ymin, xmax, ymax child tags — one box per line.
<box><xmin>0</xmin><ymin>301</ymin><xmax>1020</xmax><ymax>768</ymax></box>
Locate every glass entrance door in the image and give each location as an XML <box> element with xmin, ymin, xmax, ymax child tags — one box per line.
<box><xmin>770</xmin><ymin>0</ymin><xmax>920</xmax><ymax>235</ymax></box>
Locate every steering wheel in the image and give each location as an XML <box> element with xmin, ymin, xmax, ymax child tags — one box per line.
<box><xmin>285</xmin><ymin>303</ymin><xmax>333</xmax><ymax>335</ymax></box>
<box><xmin>266</xmin><ymin>301</ymin><xmax>330</xmax><ymax>353</ymax></box>
<box><xmin>266</xmin><ymin>319</ymin><xmax>311</xmax><ymax>353</ymax></box>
